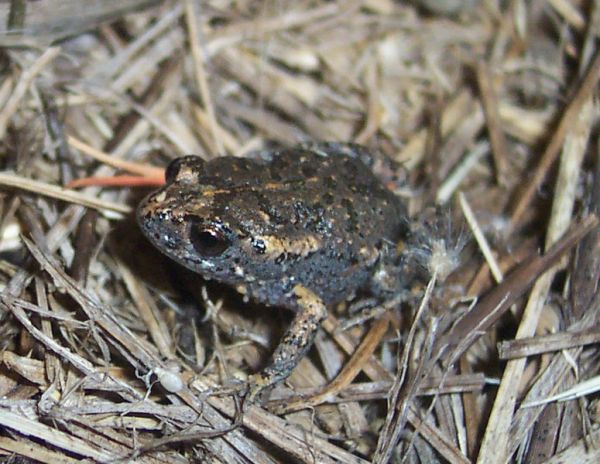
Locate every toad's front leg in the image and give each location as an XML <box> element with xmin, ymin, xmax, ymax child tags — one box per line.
<box><xmin>246</xmin><ymin>284</ymin><xmax>327</xmax><ymax>403</ymax></box>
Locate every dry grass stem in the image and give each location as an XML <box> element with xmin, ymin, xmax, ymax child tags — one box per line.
<box><xmin>459</xmin><ymin>192</ymin><xmax>503</xmax><ymax>283</ymax></box>
<box><xmin>476</xmin><ymin>61</ymin><xmax>509</xmax><ymax>186</ymax></box>
<box><xmin>499</xmin><ymin>328</ymin><xmax>600</xmax><ymax>360</ymax></box>
<box><xmin>510</xmin><ymin>49</ymin><xmax>600</xmax><ymax>228</ymax></box>
<box><xmin>0</xmin><ymin>172</ymin><xmax>131</xmax><ymax>214</ymax></box>
<box><xmin>0</xmin><ymin>47</ymin><xmax>60</xmax><ymax>138</ymax></box>
<box><xmin>67</xmin><ymin>136</ymin><xmax>164</xmax><ymax>178</ymax></box>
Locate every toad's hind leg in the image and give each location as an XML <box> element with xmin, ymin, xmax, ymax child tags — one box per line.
<box><xmin>247</xmin><ymin>284</ymin><xmax>327</xmax><ymax>403</ymax></box>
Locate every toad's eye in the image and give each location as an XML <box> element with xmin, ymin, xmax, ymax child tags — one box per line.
<box><xmin>189</xmin><ymin>223</ymin><xmax>230</xmax><ymax>257</ymax></box>
<box><xmin>165</xmin><ymin>158</ymin><xmax>186</xmax><ymax>183</ymax></box>
<box><xmin>165</xmin><ymin>156</ymin><xmax>205</xmax><ymax>184</ymax></box>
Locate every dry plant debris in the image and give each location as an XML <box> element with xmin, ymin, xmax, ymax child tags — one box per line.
<box><xmin>0</xmin><ymin>1</ymin><xmax>598</xmax><ymax>463</ymax></box>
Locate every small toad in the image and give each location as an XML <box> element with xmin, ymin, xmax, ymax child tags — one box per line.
<box><xmin>137</xmin><ymin>143</ymin><xmax>409</xmax><ymax>400</ymax></box>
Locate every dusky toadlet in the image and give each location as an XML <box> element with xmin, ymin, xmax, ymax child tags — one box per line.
<box><xmin>137</xmin><ymin>142</ymin><xmax>409</xmax><ymax>401</ymax></box>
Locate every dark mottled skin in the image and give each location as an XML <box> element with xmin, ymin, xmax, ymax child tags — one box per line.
<box><xmin>137</xmin><ymin>142</ymin><xmax>409</xmax><ymax>400</ymax></box>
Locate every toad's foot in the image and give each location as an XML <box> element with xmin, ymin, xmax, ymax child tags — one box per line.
<box><xmin>245</xmin><ymin>285</ymin><xmax>327</xmax><ymax>404</ymax></box>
